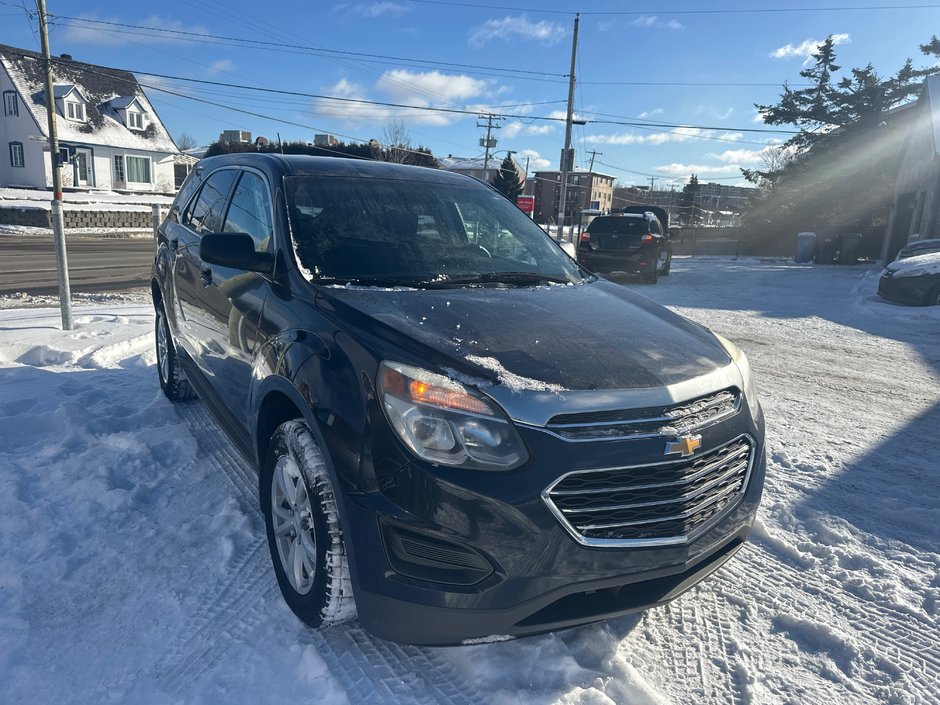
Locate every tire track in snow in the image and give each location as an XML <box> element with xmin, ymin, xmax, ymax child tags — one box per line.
<box><xmin>150</xmin><ymin>539</ymin><xmax>273</xmax><ymax>692</ymax></box>
<box><xmin>719</xmin><ymin>542</ymin><xmax>940</xmax><ymax>703</ymax></box>
<box><xmin>304</xmin><ymin>628</ymin><xmax>485</xmax><ymax>705</ymax></box>
<box><xmin>165</xmin><ymin>400</ymin><xmax>484</xmax><ymax>705</ymax></box>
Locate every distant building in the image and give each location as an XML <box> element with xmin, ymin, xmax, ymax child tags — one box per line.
<box><xmin>0</xmin><ymin>43</ymin><xmax>182</xmax><ymax>192</ymax></box>
<box><xmin>314</xmin><ymin>134</ymin><xmax>339</xmax><ymax>147</ymax></box>
<box><xmin>531</xmin><ymin>169</ymin><xmax>615</xmax><ymax>225</ymax></box>
<box><xmin>883</xmin><ymin>75</ymin><xmax>940</xmax><ymax>262</ymax></box>
<box><xmin>438</xmin><ymin>155</ymin><xmax>525</xmax><ymax>187</ymax></box>
<box><xmin>219</xmin><ymin>129</ymin><xmax>252</xmax><ymax>144</ymax></box>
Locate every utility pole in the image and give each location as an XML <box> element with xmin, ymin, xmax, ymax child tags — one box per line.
<box><xmin>587</xmin><ymin>149</ymin><xmax>601</xmax><ymax>173</ymax></box>
<box><xmin>36</xmin><ymin>0</ymin><xmax>72</xmax><ymax>330</ymax></box>
<box><xmin>555</xmin><ymin>13</ymin><xmax>580</xmax><ymax>245</ymax></box>
<box><xmin>477</xmin><ymin>114</ymin><xmax>501</xmax><ymax>182</ymax></box>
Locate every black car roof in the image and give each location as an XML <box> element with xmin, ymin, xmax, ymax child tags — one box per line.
<box><xmin>195</xmin><ymin>153</ymin><xmax>477</xmax><ymax>186</ymax></box>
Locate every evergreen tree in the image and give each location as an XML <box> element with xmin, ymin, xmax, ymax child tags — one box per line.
<box><xmin>680</xmin><ymin>175</ymin><xmax>700</xmax><ymax>225</ymax></box>
<box><xmin>491</xmin><ymin>155</ymin><xmax>523</xmax><ymax>200</ymax></box>
<box><xmin>744</xmin><ymin>35</ymin><xmax>940</xmax><ymax>235</ymax></box>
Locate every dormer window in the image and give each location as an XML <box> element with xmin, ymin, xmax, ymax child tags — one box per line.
<box><xmin>66</xmin><ymin>101</ymin><xmax>85</xmax><ymax>122</ymax></box>
<box><xmin>128</xmin><ymin>111</ymin><xmax>143</xmax><ymax>130</ymax></box>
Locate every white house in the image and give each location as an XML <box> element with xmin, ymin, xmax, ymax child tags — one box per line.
<box><xmin>0</xmin><ymin>44</ymin><xmax>183</xmax><ymax>193</ymax></box>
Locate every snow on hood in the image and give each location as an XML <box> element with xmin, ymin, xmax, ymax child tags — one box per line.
<box><xmin>886</xmin><ymin>251</ymin><xmax>940</xmax><ymax>276</ymax></box>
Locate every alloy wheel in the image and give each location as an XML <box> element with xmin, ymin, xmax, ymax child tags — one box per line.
<box><xmin>270</xmin><ymin>456</ymin><xmax>318</xmax><ymax>595</ymax></box>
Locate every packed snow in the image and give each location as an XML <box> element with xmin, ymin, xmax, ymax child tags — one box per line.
<box><xmin>0</xmin><ymin>258</ymin><xmax>938</xmax><ymax>704</ymax></box>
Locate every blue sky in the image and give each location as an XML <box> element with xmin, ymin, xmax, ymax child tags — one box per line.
<box><xmin>3</xmin><ymin>1</ymin><xmax>938</xmax><ymax>187</ymax></box>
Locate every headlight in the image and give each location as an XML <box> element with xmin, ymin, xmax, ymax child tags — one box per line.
<box><xmin>378</xmin><ymin>361</ymin><xmax>528</xmax><ymax>471</ymax></box>
<box><xmin>714</xmin><ymin>333</ymin><xmax>761</xmax><ymax>420</ymax></box>
<box><xmin>893</xmin><ymin>267</ymin><xmax>928</xmax><ymax>278</ymax></box>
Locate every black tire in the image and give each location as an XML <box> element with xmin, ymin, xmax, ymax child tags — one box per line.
<box><xmin>261</xmin><ymin>420</ymin><xmax>357</xmax><ymax>628</ymax></box>
<box><xmin>155</xmin><ymin>305</ymin><xmax>195</xmax><ymax>401</ymax></box>
<box><xmin>926</xmin><ymin>284</ymin><xmax>940</xmax><ymax>307</ymax></box>
<box><xmin>643</xmin><ymin>263</ymin><xmax>659</xmax><ymax>284</ymax></box>
<box><xmin>660</xmin><ymin>248</ymin><xmax>672</xmax><ymax>276</ymax></box>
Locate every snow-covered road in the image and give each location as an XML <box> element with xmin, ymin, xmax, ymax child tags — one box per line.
<box><xmin>1</xmin><ymin>259</ymin><xmax>937</xmax><ymax>704</ymax></box>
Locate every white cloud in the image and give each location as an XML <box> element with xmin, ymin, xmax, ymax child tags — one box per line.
<box><xmin>637</xmin><ymin>108</ymin><xmax>664</xmax><ymax>119</ymax></box>
<box><xmin>336</xmin><ymin>2</ymin><xmax>413</xmax><ymax>18</ymax></box>
<box><xmin>61</xmin><ymin>15</ymin><xmax>208</xmax><ymax>45</ymax></box>
<box><xmin>587</xmin><ymin>127</ymin><xmax>707</xmax><ymax>146</ymax></box>
<box><xmin>752</xmin><ymin>110</ymin><xmax>766</xmax><ymax>124</ymax></box>
<box><xmin>694</xmin><ymin>105</ymin><xmax>735</xmax><ymax>120</ymax></box>
<box><xmin>517</xmin><ymin>149</ymin><xmax>550</xmax><ymax>170</ymax></box>
<box><xmin>547</xmin><ymin>109</ymin><xmax>585</xmax><ymax>122</ymax></box>
<box><xmin>597</xmin><ymin>20</ymin><xmax>615</xmax><ymax>33</ymax></box>
<box><xmin>313</xmin><ymin>70</ymin><xmax>497</xmax><ymax>127</ymax></box>
<box><xmin>377</xmin><ymin>69</ymin><xmax>489</xmax><ymax>103</ymax></box>
<box><xmin>630</xmin><ymin>15</ymin><xmax>683</xmax><ymax>31</ymax></box>
<box><xmin>708</xmin><ymin>148</ymin><xmax>765</xmax><ymax>164</ymax></box>
<box><xmin>468</xmin><ymin>15</ymin><xmax>566</xmax><ymax>48</ymax></box>
<box><xmin>503</xmin><ymin>121</ymin><xmax>554</xmax><ymax>138</ymax></box>
<box><xmin>770</xmin><ymin>33</ymin><xmax>851</xmax><ymax>61</ymax></box>
<box><xmin>207</xmin><ymin>60</ymin><xmax>235</xmax><ymax>75</ymax></box>
<box><xmin>655</xmin><ymin>162</ymin><xmax>744</xmax><ymax>177</ymax></box>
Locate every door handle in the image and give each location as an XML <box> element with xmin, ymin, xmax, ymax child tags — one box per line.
<box><xmin>200</xmin><ymin>268</ymin><xmax>212</xmax><ymax>287</ymax></box>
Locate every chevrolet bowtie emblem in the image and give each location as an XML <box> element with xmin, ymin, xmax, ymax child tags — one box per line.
<box><xmin>665</xmin><ymin>434</ymin><xmax>702</xmax><ymax>457</ymax></box>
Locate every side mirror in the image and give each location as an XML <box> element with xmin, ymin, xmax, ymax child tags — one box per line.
<box><xmin>199</xmin><ymin>232</ymin><xmax>274</xmax><ymax>274</ymax></box>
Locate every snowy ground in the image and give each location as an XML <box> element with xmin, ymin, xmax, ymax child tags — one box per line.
<box><xmin>0</xmin><ymin>258</ymin><xmax>938</xmax><ymax>705</ymax></box>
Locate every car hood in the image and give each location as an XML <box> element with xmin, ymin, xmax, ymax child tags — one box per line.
<box><xmin>318</xmin><ymin>279</ymin><xmax>735</xmax><ymax>422</ymax></box>
<box><xmin>886</xmin><ymin>251</ymin><xmax>940</xmax><ymax>275</ymax></box>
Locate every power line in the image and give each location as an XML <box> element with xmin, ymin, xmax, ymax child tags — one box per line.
<box><xmin>50</xmin><ymin>15</ymin><xmax>568</xmax><ymax>80</ymax></box>
<box><xmin>403</xmin><ymin>0</ymin><xmax>940</xmax><ymax>15</ymax></box>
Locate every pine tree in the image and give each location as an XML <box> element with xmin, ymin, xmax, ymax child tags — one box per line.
<box><xmin>745</xmin><ymin>35</ymin><xmax>940</xmax><ymax>234</ymax></box>
<box><xmin>680</xmin><ymin>175</ymin><xmax>700</xmax><ymax>225</ymax></box>
<box><xmin>491</xmin><ymin>155</ymin><xmax>523</xmax><ymax>200</ymax></box>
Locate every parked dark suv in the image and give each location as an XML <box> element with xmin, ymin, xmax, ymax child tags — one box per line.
<box><xmin>151</xmin><ymin>154</ymin><xmax>765</xmax><ymax>645</ymax></box>
<box><xmin>578</xmin><ymin>209</ymin><xmax>672</xmax><ymax>283</ymax></box>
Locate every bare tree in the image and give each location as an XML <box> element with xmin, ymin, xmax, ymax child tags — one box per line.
<box><xmin>176</xmin><ymin>133</ymin><xmax>198</xmax><ymax>151</ymax></box>
<box><xmin>377</xmin><ymin>120</ymin><xmax>412</xmax><ymax>164</ymax></box>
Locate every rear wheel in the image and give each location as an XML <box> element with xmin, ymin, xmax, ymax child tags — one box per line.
<box><xmin>155</xmin><ymin>305</ymin><xmax>195</xmax><ymax>401</ymax></box>
<box><xmin>642</xmin><ymin>263</ymin><xmax>659</xmax><ymax>284</ymax></box>
<box><xmin>262</xmin><ymin>420</ymin><xmax>356</xmax><ymax>628</ymax></box>
<box><xmin>926</xmin><ymin>284</ymin><xmax>940</xmax><ymax>306</ymax></box>
<box><xmin>659</xmin><ymin>248</ymin><xmax>672</xmax><ymax>276</ymax></box>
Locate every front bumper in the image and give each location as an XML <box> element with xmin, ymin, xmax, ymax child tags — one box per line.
<box><xmin>340</xmin><ymin>406</ymin><xmax>767</xmax><ymax>645</ymax></box>
<box><xmin>878</xmin><ymin>273</ymin><xmax>928</xmax><ymax>305</ymax></box>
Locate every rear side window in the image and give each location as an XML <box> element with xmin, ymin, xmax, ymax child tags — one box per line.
<box><xmin>222</xmin><ymin>171</ymin><xmax>274</xmax><ymax>253</ymax></box>
<box><xmin>185</xmin><ymin>169</ymin><xmax>238</xmax><ymax>235</ymax></box>
<box><xmin>650</xmin><ymin>219</ymin><xmax>662</xmax><ymax>236</ymax></box>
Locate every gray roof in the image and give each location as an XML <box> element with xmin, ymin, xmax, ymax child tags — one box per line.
<box><xmin>0</xmin><ymin>44</ymin><xmax>178</xmax><ymax>154</ymax></box>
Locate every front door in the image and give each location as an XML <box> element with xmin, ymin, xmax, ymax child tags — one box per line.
<box><xmin>73</xmin><ymin>148</ymin><xmax>93</xmax><ymax>187</ymax></box>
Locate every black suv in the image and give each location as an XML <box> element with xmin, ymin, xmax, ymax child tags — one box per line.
<box><xmin>578</xmin><ymin>208</ymin><xmax>672</xmax><ymax>283</ymax></box>
<box><xmin>151</xmin><ymin>154</ymin><xmax>765</xmax><ymax>645</ymax></box>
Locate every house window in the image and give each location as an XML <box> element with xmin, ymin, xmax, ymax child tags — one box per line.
<box><xmin>125</xmin><ymin>155</ymin><xmax>151</xmax><ymax>183</ymax></box>
<box><xmin>66</xmin><ymin>101</ymin><xmax>86</xmax><ymax>122</ymax></box>
<box><xmin>128</xmin><ymin>111</ymin><xmax>143</xmax><ymax>130</ymax></box>
<box><xmin>113</xmin><ymin>155</ymin><xmax>125</xmax><ymax>182</ymax></box>
<box><xmin>3</xmin><ymin>91</ymin><xmax>17</xmax><ymax>116</ymax></box>
<box><xmin>9</xmin><ymin>142</ymin><xmax>24</xmax><ymax>167</ymax></box>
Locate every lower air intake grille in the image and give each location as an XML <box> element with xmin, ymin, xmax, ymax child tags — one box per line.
<box><xmin>545</xmin><ymin>436</ymin><xmax>753</xmax><ymax>544</ymax></box>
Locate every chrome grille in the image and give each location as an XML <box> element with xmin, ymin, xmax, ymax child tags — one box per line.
<box><xmin>545</xmin><ymin>389</ymin><xmax>739</xmax><ymax>441</ymax></box>
<box><xmin>544</xmin><ymin>436</ymin><xmax>753</xmax><ymax>545</ymax></box>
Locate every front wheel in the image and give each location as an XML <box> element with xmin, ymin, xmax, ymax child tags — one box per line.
<box><xmin>261</xmin><ymin>420</ymin><xmax>357</xmax><ymax>628</ymax></box>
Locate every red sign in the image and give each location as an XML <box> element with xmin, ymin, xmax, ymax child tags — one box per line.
<box><xmin>516</xmin><ymin>195</ymin><xmax>535</xmax><ymax>215</ymax></box>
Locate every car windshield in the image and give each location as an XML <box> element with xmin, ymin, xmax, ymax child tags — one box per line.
<box><xmin>586</xmin><ymin>217</ymin><xmax>649</xmax><ymax>235</ymax></box>
<box><xmin>285</xmin><ymin>175</ymin><xmax>584</xmax><ymax>287</ymax></box>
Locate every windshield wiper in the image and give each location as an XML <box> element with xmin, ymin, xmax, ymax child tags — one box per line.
<box><xmin>424</xmin><ymin>272</ymin><xmax>575</xmax><ymax>288</ymax></box>
<box><xmin>315</xmin><ymin>276</ymin><xmax>429</xmax><ymax>288</ymax></box>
